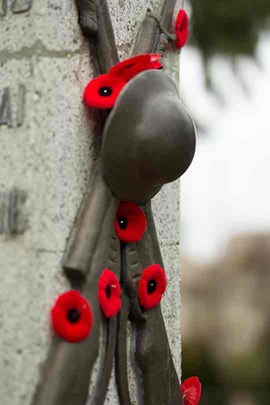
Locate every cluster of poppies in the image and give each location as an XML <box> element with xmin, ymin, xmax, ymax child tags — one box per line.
<box><xmin>83</xmin><ymin>9</ymin><xmax>189</xmax><ymax>110</ymax></box>
<box><xmin>50</xmin><ymin>196</ymin><xmax>201</xmax><ymax>402</ymax></box>
<box><xmin>51</xmin><ymin>202</ymin><xmax>167</xmax><ymax>343</ymax></box>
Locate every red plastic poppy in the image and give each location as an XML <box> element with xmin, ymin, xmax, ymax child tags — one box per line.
<box><xmin>181</xmin><ymin>377</ymin><xmax>202</xmax><ymax>405</ymax></box>
<box><xmin>51</xmin><ymin>290</ymin><xmax>93</xmax><ymax>342</ymax></box>
<box><xmin>138</xmin><ymin>264</ymin><xmax>167</xmax><ymax>310</ymax></box>
<box><xmin>110</xmin><ymin>53</ymin><xmax>162</xmax><ymax>81</ymax></box>
<box><xmin>98</xmin><ymin>269</ymin><xmax>122</xmax><ymax>318</ymax></box>
<box><xmin>114</xmin><ymin>202</ymin><xmax>147</xmax><ymax>243</ymax></box>
<box><xmin>175</xmin><ymin>10</ymin><xmax>189</xmax><ymax>49</ymax></box>
<box><xmin>83</xmin><ymin>54</ymin><xmax>162</xmax><ymax>109</ymax></box>
<box><xmin>83</xmin><ymin>73</ymin><xmax>126</xmax><ymax>109</ymax></box>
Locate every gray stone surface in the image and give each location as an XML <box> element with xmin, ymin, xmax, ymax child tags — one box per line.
<box><xmin>0</xmin><ymin>0</ymin><xmax>82</xmax><ymax>54</ymax></box>
<box><xmin>0</xmin><ymin>1</ymin><xmax>182</xmax><ymax>404</ymax></box>
<box><xmin>152</xmin><ymin>180</ymin><xmax>181</xmax><ymax>374</ymax></box>
<box><xmin>108</xmin><ymin>0</ymin><xmax>161</xmax><ymax>58</ymax></box>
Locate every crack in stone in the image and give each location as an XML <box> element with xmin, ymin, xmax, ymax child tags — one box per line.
<box><xmin>0</xmin><ymin>39</ymin><xmax>84</xmax><ymax>64</ymax></box>
<box><xmin>35</xmin><ymin>248</ymin><xmax>63</xmax><ymax>254</ymax></box>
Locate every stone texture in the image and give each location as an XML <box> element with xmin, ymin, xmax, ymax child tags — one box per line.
<box><xmin>0</xmin><ymin>1</ymin><xmax>182</xmax><ymax>404</ymax></box>
<box><xmin>0</xmin><ymin>0</ymin><xmax>83</xmax><ymax>54</ymax></box>
<box><xmin>160</xmin><ymin>240</ymin><xmax>181</xmax><ymax>375</ymax></box>
<box><xmin>108</xmin><ymin>0</ymin><xmax>162</xmax><ymax>58</ymax></box>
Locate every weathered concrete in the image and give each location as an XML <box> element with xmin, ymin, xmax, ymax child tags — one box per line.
<box><xmin>0</xmin><ymin>1</ymin><xmax>181</xmax><ymax>404</ymax></box>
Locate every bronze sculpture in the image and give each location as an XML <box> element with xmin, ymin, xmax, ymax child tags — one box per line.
<box><xmin>32</xmin><ymin>1</ymin><xmax>196</xmax><ymax>404</ymax></box>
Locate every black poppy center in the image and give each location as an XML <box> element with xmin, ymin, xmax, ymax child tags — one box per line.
<box><xmin>67</xmin><ymin>308</ymin><xmax>80</xmax><ymax>323</ymax></box>
<box><xmin>105</xmin><ymin>285</ymin><xmax>111</xmax><ymax>299</ymax></box>
<box><xmin>98</xmin><ymin>86</ymin><xmax>113</xmax><ymax>97</ymax></box>
<box><xmin>118</xmin><ymin>216</ymin><xmax>128</xmax><ymax>230</ymax></box>
<box><xmin>147</xmin><ymin>279</ymin><xmax>157</xmax><ymax>294</ymax></box>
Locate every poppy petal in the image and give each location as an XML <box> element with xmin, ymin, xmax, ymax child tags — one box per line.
<box><xmin>138</xmin><ymin>264</ymin><xmax>167</xmax><ymax>310</ymax></box>
<box><xmin>110</xmin><ymin>53</ymin><xmax>162</xmax><ymax>80</ymax></box>
<box><xmin>83</xmin><ymin>73</ymin><xmax>127</xmax><ymax>109</ymax></box>
<box><xmin>114</xmin><ymin>202</ymin><xmax>147</xmax><ymax>243</ymax></box>
<box><xmin>181</xmin><ymin>377</ymin><xmax>202</xmax><ymax>405</ymax></box>
<box><xmin>51</xmin><ymin>290</ymin><xmax>93</xmax><ymax>342</ymax></box>
<box><xmin>98</xmin><ymin>269</ymin><xmax>122</xmax><ymax>318</ymax></box>
<box><xmin>175</xmin><ymin>10</ymin><xmax>189</xmax><ymax>49</ymax></box>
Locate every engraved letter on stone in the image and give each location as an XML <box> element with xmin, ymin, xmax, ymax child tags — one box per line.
<box><xmin>0</xmin><ymin>0</ymin><xmax>7</xmax><ymax>16</ymax></box>
<box><xmin>11</xmin><ymin>0</ymin><xmax>33</xmax><ymax>13</ymax></box>
<box><xmin>0</xmin><ymin>88</ymin><xmax>13</xmax><ymax>128</ymax></box>
<box><xmin>17</xmin><ymin>84</ymin><xmax>26</xmax><ymax>127</ymax></box>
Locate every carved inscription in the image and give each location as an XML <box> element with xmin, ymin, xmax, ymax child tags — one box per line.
<box><xmin>0</xmin><ymin>88</ymin><xmax>13</xmax><ymax>128</ymax></box>
<box><xmin>17</xmin><ymin>84</ymin><xmax>26</xmax><ymax>127</ymax></box>
<box><xmin>0</xmin><ymin>0</ymin><xmax>32</xmax><ymax>15</ymax></box>
<box><xmin>0</xmin><ymin>85</ymin><xmax>26</xmax><ymax>128</ymax></box>
<box><xmin>0</xmin><ymin>0</ymin><xmax>7</xmax><ymax>16</ymax></box>
<box><xmin>0</xmin><ymin>189</ymin><xmax>28</xmax><ymax>234</ymax></box>
<box><xmin>11</xmin><ymin>0</ymin><xmax>33</xmax><ymax>13</ymax></box>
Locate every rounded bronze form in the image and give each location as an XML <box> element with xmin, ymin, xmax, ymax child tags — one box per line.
<box><xmin>101</xmin><ymin>70</ymin><xmax>196</xmax><ymax>203</ymax></box>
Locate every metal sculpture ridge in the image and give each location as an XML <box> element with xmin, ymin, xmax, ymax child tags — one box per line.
<box><xmin>32</xmin><ymin>1</ymin><xmax>196</xmax><ymax>404</ymax></box>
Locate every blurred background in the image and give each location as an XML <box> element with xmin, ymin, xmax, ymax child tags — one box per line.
<box><xmin>180</xmin><ymin>1</ymin><xmax>270</xmax><ymax>404</ymax></box>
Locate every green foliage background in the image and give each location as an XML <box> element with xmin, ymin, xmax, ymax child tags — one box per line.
<box><xmin>182</xmin><ymin>2</ymin><xmax>270</xmax><ymax>404</ymax></box>
<box><xmin>190</xmin><ymin>0</ymin><xmax>270</xmax><ymax>60</ymax></box>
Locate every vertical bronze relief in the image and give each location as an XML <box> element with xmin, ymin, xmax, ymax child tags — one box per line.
<box><xmin>32</xmin><ymin>1</ymin><xmax>195</xmax><ymax>404</ymax></box>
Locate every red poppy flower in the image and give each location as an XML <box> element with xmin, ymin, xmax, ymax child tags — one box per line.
<box><xmin>138</xmin><ymin>264</ymin><xmax>167</xmax><ymax>310</ymax></box>
<box><xmin>175</xmin><ymin>10</ymin><xmax>189</xmax><ymax>49</ymax></box>
<box><xmin>83</xmin><ymin>73</ymin><xmax>126</xmax><ymax>109</ymax></box>
<box><xmin>114</xmin><ymin>202</ymin><xmax>147</xmax><ymax>243</ymax></box>
<box><xmin>51</xmin><ymin>290</ymin><xmax>93</xmax><ymax>342</ymax></box>
<box><xmin>98</xmin><ymin>269</ymin><xmax>122</xmax><ymax>318</ymax></box>
<box><xmin>83</xmin><ymin>54</ymin><xmax>162</xmax><ymax>109</ymax></box>
<box><xmin>110</xmin><ymin>53</ymin><xmax>162</xmax><ymax>81</ymax></box>
<box><xmin>181</xmin><ymin>377</ymin><xmax>202</xmax><ymax>405</ymax></box>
